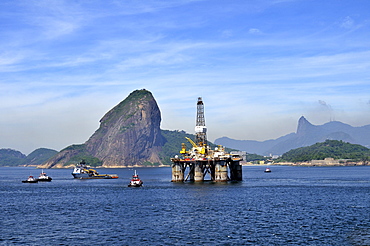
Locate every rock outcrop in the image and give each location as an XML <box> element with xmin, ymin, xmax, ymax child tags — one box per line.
<box><xmin>85</xmin><ymin>89</ymin><xmax>164</xmax><ymax>166</ymax></box>
<box><xmin>41</xmin><ymin>89</ymin><xmax>165</xmax><ymax>168</ymax></box>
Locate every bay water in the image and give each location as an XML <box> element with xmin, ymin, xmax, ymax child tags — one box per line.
<box><xmin>1</xmin><ymin>166</ymin><xmax>369</xmax><ymax>245</ymax></box>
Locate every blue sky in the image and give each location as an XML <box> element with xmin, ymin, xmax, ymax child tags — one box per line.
<box><xmin>1</xmin><ymin>0</ymin><xmax>370</xmax><ymax>154</ymax></box>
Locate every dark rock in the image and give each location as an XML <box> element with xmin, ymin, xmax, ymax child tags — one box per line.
<box><xmin>41</xmin><ymin>89</ymin><xmax>165</xmax><ymax>168</ymax></box>
<box><xmin>85</xmin><ymin>89</ymin><xmax>164</xmax><ymax>167</ymax></box>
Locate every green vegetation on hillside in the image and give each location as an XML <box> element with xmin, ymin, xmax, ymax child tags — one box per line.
<box><xmin>246</xmin><ymin>153</ymin><xmax>268</xmax><ymax>162</ymax></box>
<box><xmin>113</xmin><ymin>89</ymin><xmax>151</xmax><ymax>115</ymax></box>
<box><xmin>61</xmin><ymin>144</ymin><xmax>103</xmax><ymax>167</ymax></box>
<box><xmin>0</xmin><ymin>149</ymin><xmax>26</xmax><ymax>166</ymax></box>
<box><xmin>159</xmin><ymin>130</ymin><xmax>195</xmax><ymax>165</ymax></box>
<box><xmin>126</xmin><ymin>89</ymin><xmax>152</xmax><ymax>101</ymax></box>
<box><xmin>101</xmin><ymin>89</ymin><xmax>152</xmax><ymax>126</ymax></box>
<box><xmin>68</xmin><ymin>155</ymin><xmax>103</xmax><ymax>167</ymax></box>
<box><xmin>0</xmin><ymin>148</ymin><xmax>58</xmax><ymax>167</ymax></box>
<box><xmin>26</xmin><ymin>148</ymin><xmax>58</xmax><ymax>166</ymax></box>
<box><xmin>277</xmin><ymin>140</ymin><xmax>370</xmax><ymax>162</ymax></box>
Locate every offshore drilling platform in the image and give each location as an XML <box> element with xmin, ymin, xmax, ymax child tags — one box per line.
<box><xmin>171</xmin><ymin>97</ymin><xmax>243</xmax><ymax>182</ymax></box>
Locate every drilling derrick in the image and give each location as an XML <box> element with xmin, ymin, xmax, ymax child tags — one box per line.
<box><xmin>171</xmin><ymin>97</ymin><xmax>243</xmax><ymax>182</ymax></box>
<box><xmin>195</xmin><ymin>97</ymin><xmax>207</xmax><ymax>148</ymax></box>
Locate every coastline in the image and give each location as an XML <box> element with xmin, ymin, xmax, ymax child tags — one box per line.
<box><xmin>241</xmin><ymin>161</ymin><xmax>369</xmax><ymax>167</ymax></box>
<box><xmin>4</xmin><ymin>162</ymin><xmax>369</xmax><ymax>168</ymax></box>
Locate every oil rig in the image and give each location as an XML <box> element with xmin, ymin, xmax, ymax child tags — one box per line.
<box><xmin>171</xmin><ymin>97</ymin><xmax>243</xmax><ymax>182</ymax></box>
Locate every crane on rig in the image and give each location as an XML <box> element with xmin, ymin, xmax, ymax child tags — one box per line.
<box><xmin>185</xmin><ymin>137</ymin><xmax>206</xmax><ymax>155</ymax></box>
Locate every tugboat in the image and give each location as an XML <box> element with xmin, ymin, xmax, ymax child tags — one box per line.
<box><xmin>22</xmin><ymin>176</ymin><xmax>38</xmax><ymax>183</ymax></box>
<box><xmin>264</xmin><ymin>168</ymin><xmax>271</xmax><ymax>173</ymax></box>
<box><xmin>37</xmin><ymin>170</ymin><xmax>52</xmax><ymax>182</ymax></box>
<box><xmin>72</xmin><ymin>160</ymin><xmax>119</xmax><ymax>179</ymax></box>
<box><xmin>128</xmin><ymin>170</ymin><xmax>143</xmax><ymax>187</ymax></box>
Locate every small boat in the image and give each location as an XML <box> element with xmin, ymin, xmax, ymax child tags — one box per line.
<box><xmin>37</xmin><ymin>170</ymin><xmax>52</xmax><ymax>182</ymax></box>
<box><xmin>22</xmin><ymin>176</ymin><xmax>38</xmax><ymax>183</ymax></box>
<box><xmin>264</xmin><ymin>168</ymin><xmax>271</xmax><ymax>173</ymax></box>
<box><xmin>128</xmin><ymin>170</ymin><xmax>143</xmax><ymax>187</ymax></box>
<box><xmin>72</xmin><ymin>160</ymin><xmax>119</xmax><ymax>179</ymax></box>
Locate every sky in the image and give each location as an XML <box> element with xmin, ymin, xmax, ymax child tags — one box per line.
<box><xmin>1</xmin><ymin>0</ymin><xmax>370</xmax><ymax>155</ymax></box>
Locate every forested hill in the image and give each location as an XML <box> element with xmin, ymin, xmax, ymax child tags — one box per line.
<box><xmin>0</xmin><ymin>148</ymin><xmax>58</xmax><ymax>167</ymax></box>
<box><xmin>278</xmin><ymin>140</ymin><xmax>370</xmax><ymax>162</ymax></box>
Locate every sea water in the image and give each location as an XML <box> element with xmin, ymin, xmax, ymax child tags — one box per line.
<box><xmin>0</xmin><ymin>166</ymin><xmax>369</xmax><ymax>245</ymax></box>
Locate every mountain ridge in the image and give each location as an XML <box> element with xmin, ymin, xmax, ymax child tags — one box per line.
<box><xmin>3</xmin><ymin>96</ymin><xmax>370</xmax><ymax>166</ymax></box>
<box><xmin>0</xmin><ymin>148</ymin><xmax>58</xmax><ymax>167</ymax></box>
<box><xmin>215</xmin><ymin>116</ymin><xmax>370</xmax><ymax>155</ymax></box>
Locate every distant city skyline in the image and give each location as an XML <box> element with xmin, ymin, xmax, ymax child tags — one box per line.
<box><xmin>1</xmin><ymin>1</ymin><xmax>370</xmax><ymax>154</ymax></box>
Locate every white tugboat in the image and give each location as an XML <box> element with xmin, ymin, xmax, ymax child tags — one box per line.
<box><xmin>37</xmin><ymin>170</ymin><xmax>52</xmax><ymax>182</ymax></box>
<box><xmin>22</xmin><ymin>176</ymin><xmax>38</xmax><ymax>183</ymax></box>
<box><xmin>128</xmin><ymin>170</ymin><xmax>143</xmax><ymax>187</ymax></box>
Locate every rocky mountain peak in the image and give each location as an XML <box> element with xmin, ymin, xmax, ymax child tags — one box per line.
<box><xmin>296</xmin><ymin>116</ymin><xmax>315</xmax><ymax>136</ymax></box>
<box><xmin>85</xmin><ymin>89</ymin><xmax>164</xmax><ymax>166</ymax></box>
<box><xmin>40</xmin><ymin>89</ymin><xmax>165</xmax><ymax>168</ymax></box>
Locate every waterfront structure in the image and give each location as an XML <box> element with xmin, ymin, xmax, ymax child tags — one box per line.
<box><xmin>171</xmin><ymin>97</ymin><xmax>243</xmax><ymax>182</ymax></box>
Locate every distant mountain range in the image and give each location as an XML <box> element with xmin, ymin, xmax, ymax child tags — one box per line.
<box><xmin>3</xmin><ymin>91</ymin><xmax>370</xmax><ymax>167</ymax></box>
<box><xmin>215</xmin><ymin>116</ymin><xmax>370</xmax><ymax>156</ymax></box>
<box><xmin>1</xmin><ymin>89</ymin><xmax>235</xmax><ymax>168</ymax></box>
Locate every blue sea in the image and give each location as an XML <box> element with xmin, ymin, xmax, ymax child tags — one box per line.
<box><xmin>1</xmin><ymin>166</ymin><xmax>369</xmax><ymax>245</ymax></box>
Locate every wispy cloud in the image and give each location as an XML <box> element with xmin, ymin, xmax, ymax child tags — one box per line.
<box><xmin>248</xmin><ymin>28</ymin><xmax>262</xmax><ymax>34</ymax></box>
<box><xmin>1</xmin><ymin>0</ymin><xmax>370</xmax><ymax>153</ymax></box>
<box><xmin>340</xmin><ymin>16</ymin><xmax>355</xmax><ymax>29</ymax></box>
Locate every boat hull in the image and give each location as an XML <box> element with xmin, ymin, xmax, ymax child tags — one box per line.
<box><xmin>72</xmin><ymin>173</ymin><xmax>118</xmax><ymax>179</ymax></box>
<box><xmin>22</xmin><ymin>180</ymin><xmax>38</xmax><ymax>183</ymax></box>
<box><xmin>37</xmin><ymin>177</ymin><xmax>52</xmax><ymax>182</ymax></box>
<box><xmin>71</xmin><ymin>161</ymin><xmax>119</xmax><ymax>179</ymax></box>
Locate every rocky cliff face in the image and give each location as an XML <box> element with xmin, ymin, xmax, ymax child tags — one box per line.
<box><xmin>296</xmin><ymin>116</ymin><xmax>316</xmax><ymax>136</ymax></box>
<box><xmin>85</xmin><ymin>89</ymin><xmax>164</xmax><ymax>166</ymax></box>
<box><xmin>41</xmin><ymin>89</ymin><xmax>165</xmax><ymax>168</ymax></box>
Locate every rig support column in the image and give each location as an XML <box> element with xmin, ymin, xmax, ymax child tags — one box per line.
<box><xmin>171</xmin><ymin>160</ymin><xmax>184</xmax><ymax>182</ymax></box>
<box><xmin>214</xmin><ymin>160</ymin><xmax>228</xmax><ymax>182</ymax></box>
<box><xmin>229</xmin><ymin>159</ymin><xmax>243</xmax><ymax>181</ymax></box>
<box><xmin>194</xmin><ymin>162</ymin><xmax>204</xmax><ymax>182</ymax></box>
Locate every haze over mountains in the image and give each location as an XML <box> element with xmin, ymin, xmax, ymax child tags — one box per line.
<box><xmin>215</xmin><ymin>116</ymin><xmax>370</xmax><ymax>156</ymax></box>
